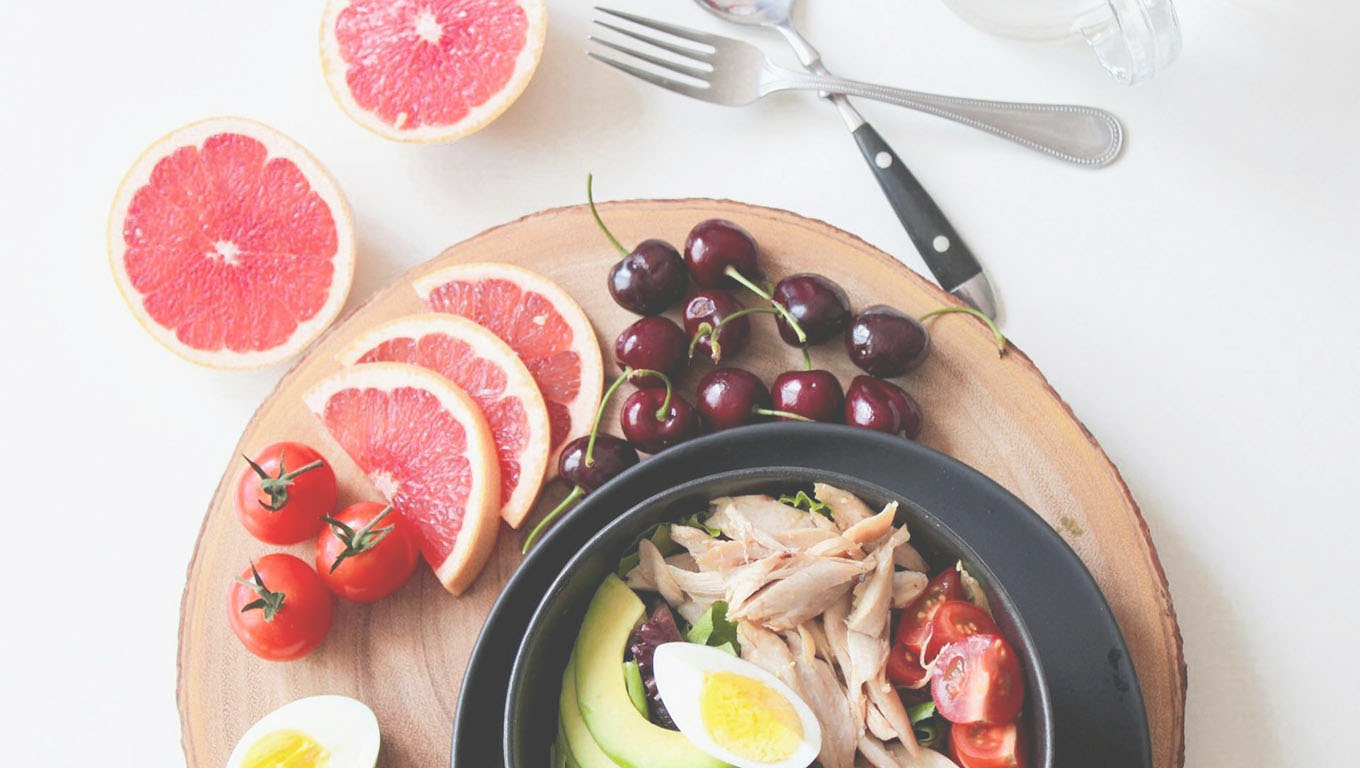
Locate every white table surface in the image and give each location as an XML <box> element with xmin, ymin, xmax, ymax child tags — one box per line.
<box><xmin>2</xmin><ymin>0</ymin><xmax>1356</xmax><ymax>765</ymax></box>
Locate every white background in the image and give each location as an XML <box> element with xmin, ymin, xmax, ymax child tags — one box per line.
<box><xmin>1</xmin><ymin>0</ymin><xmax>1356</xmax><ymax>765</ymax></box>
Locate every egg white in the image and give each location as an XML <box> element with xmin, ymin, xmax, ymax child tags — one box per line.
<box><xmin>224</xmin><ymin>694</ymin><xmax>380</xmax><ymax>768</ymax></box>
<box><xmin>653</xmin><ymin>642</ymin><xmax>822</xmax><ymax>768</ymax></box>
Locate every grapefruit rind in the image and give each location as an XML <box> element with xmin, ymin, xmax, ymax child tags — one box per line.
<box><xmin>319</xmin><ymin>0</ymin><xmax>548</xmax><ymax>144</ymax></box>
<box><xmin>335</xmin><ymin>313</ymin><xmax>552</xmax><ymax>528</ymax></box>
<box><xmin>303</xmin><ymin>362</ymin><xmax>501</xmax><ymax>596</ymax></box>
<box><xmin>411</xmin><ymin>261</ymin><xmax>604</xmax><ymax>471</ymax></box>
<box><xmin>107</xmin><ymin>116</ymin><xmax>355</xmax><ymax>369</ymax></box>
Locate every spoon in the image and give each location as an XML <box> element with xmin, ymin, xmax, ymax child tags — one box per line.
<box><xmin>695</xmin><ymin>0</ymin><xmax>999</xmax><ymax>319</ymax></box>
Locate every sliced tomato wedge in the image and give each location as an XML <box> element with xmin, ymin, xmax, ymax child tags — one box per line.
<box><xmin>895</xmin><ymin>569</ymin><xmax>965</xmax><ymax>653</ymax></box>
<box><xmin>950</xmin><ymin>721</ymin><xmax>1031</xmax><ymax>768</ymax></box>
<box><xmin>931</xmin><ymin>634</ymin><xmax>1025</xmax><ymax>724</ymax></box>
<box><xmin>923</xmin><ymin>600</ymin><xmax>999</xmax><ymax>663</ymax></box>
<box><xmin>886</xmin><ymin>640</ymin><xmax>928</xmax><ymax>688</ymax></box>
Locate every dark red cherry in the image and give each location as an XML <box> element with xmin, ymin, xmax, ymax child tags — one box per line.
<box><xmin>683</xmin><ymin>290</ymin><xmax>751</xmax><ymax>361</ymax></box>
<box><xmin>620</xmin><ymin>389</ymin><xmax>704</xmax><ymax>453</ymax></box>
<box><xmin>695</xmin><ymin>367</ymin><xmax>771</xmax><ymax>431</ymax></box>
<box><xmin>558</xmin><ymin>434</ymin><xmax>639</xmax><ymax>492</ymax></box>
<box><xmin>772</xmin><ymin>274</ymin><xmax>851</xmax><ymax>346</ymax></box>
<box><xmin>608</xmin><ymin>239</ymin><xmax>688</xmax><ymax>315</ymax></box>
<box><xmin>845</xmin><ymin>376</ymin><xmax>923</xmax><ymax>438</ymax></box>
<box><xmin>684</xmin><ymin>219</ymin><xmax>761</xmax><ymax>289</ymax></box>
<box><xmin>615</xmin><ymin>316</ymin><xmax>688</xmax><ymax>388</ymax></box>
<box><xmin>770</xmin><ymin>370</ymin><xmax>845</xmax><ymax>423</ymax></box>
<box><xmin>844</xmin><ymin>305</ymin><xmax>930</xmax><ymax>377</ymax></box>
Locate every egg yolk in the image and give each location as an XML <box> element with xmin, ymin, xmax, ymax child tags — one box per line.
<box><xmin>699</xmin><ymin>672</ymin><xmax>803</xmax><ymax>763</ymax></box>
<box><xmin>241</xmin><ymin>729</ymin><xmax>330</xmax><ymax>768</ymax></box>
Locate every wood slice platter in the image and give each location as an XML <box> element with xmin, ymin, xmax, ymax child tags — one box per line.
<box><xmin>178</xmin><ymin>199</ymin><xmax>1185</xmax><ymax>768</ymax></box>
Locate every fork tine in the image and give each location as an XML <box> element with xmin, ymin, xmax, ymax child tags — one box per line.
<box><xmin>588</xmin><ymin>36</ymin><xmax>711</xmax><ymax>81</ymax></box>
<box><xmin>594</xmin><ymin>20</ymin><xmax>713</xmax><ymax>63</ymax></box>
<box><xmin>595</xmin><ymin>6</ymin><xmax>720</xmax><ymax>47</ymax></box>
<box><xmin>587</xmin><ymin>52</ymin><xmax>710</xmax><ymax>100</ymax></box>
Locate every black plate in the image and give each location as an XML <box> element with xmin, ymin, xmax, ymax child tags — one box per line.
<box><xmin>451</xmin><ymin>423</ymin><xmax>1151</xmax><ymax>768</ymax></box>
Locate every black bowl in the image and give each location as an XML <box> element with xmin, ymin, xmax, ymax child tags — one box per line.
<box><xmin>504</xmin><ymin>467</ymin><xmax>1055</xmax><ymax>768</ymax></box>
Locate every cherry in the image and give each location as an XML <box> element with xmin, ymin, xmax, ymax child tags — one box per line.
<box><xmin>621</xmin><ymin>388</ymin><xmax>703</xmax><ymax>453</ymax></box>
<box><xmin>845</xmin><ymin>305</ymin><xmax>931</xmax><ymax>377</ymax></box>
<box><xmin>684</xmin><ymin>290</ymin><xmax>752</xmax><ymax>362</ymax></box>
<box><xmin>772</xmin><ymin>274</ymin><xmax>852</xmax><ymax>346</ymax></box>
<box><xmin>770</xmin><ymin>370</ymin><xmax>845</xmax><ymax>423</ymax></box>
<box><xmin>684</xmin><ymin>219</ymin><xmax>760</xmax><ymax>289</ymax></box>
<box><xmin>589</xmin><ymin>175</ymin><xmax>688</xmax><ymax>315</ymax></box>
<box><xmin>695</xmin><ymin>367</ymin><xmax>811</xmax><ymax>430</ymax></box>
<box><xmin>560</xmin><ymin>434</ymin><xmax>639</xmax><ymax>491</ymax></box>
<box><xmin>615</xmin><ymin>316</ymin><xmax>688</xmax><ymax>388</ymax></box>
<box><xmin>845</xmin><ymin>376</ymin><xmax>923</xmax><ymax>439</ymax></box>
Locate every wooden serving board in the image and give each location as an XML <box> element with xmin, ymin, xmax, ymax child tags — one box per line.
<box><xmin>178</xmin><ymin>200</ymin><xmax>1185</xmax><ymax>768</ymax></box>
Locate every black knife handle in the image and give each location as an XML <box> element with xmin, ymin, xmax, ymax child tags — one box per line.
<box><xmin>851</xmin><ymin>122</ymin><xmax>981</xmax><ymax>291</ymax></box>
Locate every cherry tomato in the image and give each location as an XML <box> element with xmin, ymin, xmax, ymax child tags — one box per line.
<box><xmin>315</xmin><ymin>502</ymin><xmax>420</xmax><ymax>603</ymax></box>
<box><xmin>227</xmin><ymin>553</ymin><xmax>333</xmax><ymax>661</ymax></box>
<box><xmin>236</xmin><ymin>442</ymin><xmax>337</xmax><ymax>545</ymax></box>
<box><xmin>932</xmin><ymin>634</ymin><xmax>1025</xmax><ymax>725</ymax></box>
<box><xmin>886</xmin><ymin>641</ymin><xmax>928</xmax><ymax>688</ymax></box>
<box><xmin>895</xmin><ymin>569</ymin><xmax>965</xmax><ymax>653</ymax></box>
<box><xmin>950</xmin><ymin>721</ymin><xmax>1031</xmax><ymax>768</ymax></box>
<box><xmin>923</xmin><ymin>600</ymin><xmax>1000</xmax><ymax>663</ymax></box>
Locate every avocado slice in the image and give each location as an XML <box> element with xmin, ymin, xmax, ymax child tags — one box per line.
<box><xmin>572</xmin><ymin>575</ymin><xmax>731</xmax><ymax>768</ymax></box>
<box><xmin>560</xmin><ymin>657</ymin><xmax>623</xmax><ymax>768</ymax></box>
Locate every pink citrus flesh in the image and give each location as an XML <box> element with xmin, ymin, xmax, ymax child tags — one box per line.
<box><xmin>338</xmin><ymin>314</ymin><xmax>551</xmax><ymax>528</ymax></box>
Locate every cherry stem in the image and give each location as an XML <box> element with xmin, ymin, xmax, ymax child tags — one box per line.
<box><xmin>753</xmin><ymin>407</ymin><xmax>814</xmax><ymax>422</ymax></box>
<box><xmin>523</xmin><ymin>485</ymin><xmax>585</xmax><ymax>552</ymax></box>
<box><xmin>586</xmin><ymin>174</ymin><xmax>628</xmax><ymax>258</ymax></box>
<box><xmin>723</xmin><ymin>265</ymin><xmax>807</xmax><ymax>344</ymax></box>
<box><xmin>919</xmin><ymin>306</ymin><xmax>1007</xmax><ymax>357</ymax></box>
<box><xmin>801</xmin><ymin>345</ymin><xmax>813</xmax><ymax>371</ymax></box>
<box><xmin>585</xmin><ymin>367</ymin><xmax>671</xmax><ymax>465</ymax></box>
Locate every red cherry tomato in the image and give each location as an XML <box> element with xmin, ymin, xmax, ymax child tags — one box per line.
<box><xmin>315</xmin><ymin>502</ymin><xmax>421</xmax><ymax>603</ymax></box>
<box><xmin>227</xmin><ymin>553</ymin><xmax>333</xmax><ymax>661</ymax></box>
<box><xmin>886</xmin><ymin>641</ymin><xmax>929</xmax><ymax>688</ymax></box>
<box><xmin>236</xmin><ymin>442</ymin><xmax>337</xmax><ymax>544</ymax></box>
<box><xmin>923</xmin><ymin>601</ymin><xmax>1000</xmax><ymax>663</ymax></box>
<box><xmin>895</xmin><ymin>569</ymin><xmax>965</xmax><ymax>653</ymax></box>
<box><xmin>950</xmin><ymin>721</ymin><xmax>1031</xmax><ymax>768</ymax></box>
<box><xmin>931</xmin><ymin>634</ymin><xmax>1025</xmax><ymax>725</ymax></box>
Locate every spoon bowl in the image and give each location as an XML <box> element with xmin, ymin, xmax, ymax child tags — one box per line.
<box><xmin>695</xmin><ymin>0</ymin><xmax>794</xmax><ymax>27</ymax></box>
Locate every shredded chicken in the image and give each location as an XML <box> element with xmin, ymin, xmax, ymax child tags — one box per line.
<box><xmin>892</xmin><ymin>570</ymin><xmax>929</xmax><ymax>608</ymax></box>
<box><xmin>814</xmin><ymin>482</ymin><xmax>875</xmax><ymax>530</ymax></box>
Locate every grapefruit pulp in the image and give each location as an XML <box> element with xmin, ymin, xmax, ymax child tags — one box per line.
<box><xmin>321</xmin><ymin>0</ymin><xmax>548</xmax><ymax>142</ymax></box>
<box><xmin>305</xmin><ymin>362</ymin><xmax>501</xmax><ymax>595</ymax></box>
<box><xmin>337</xmin><ymin>314</ymin><xmax>552</xmax><ymax>529</ymax></box>
<box><xmin>108</xmin><ymin>117</ymin><xmax>355</xmax><ymax>368</ymax></box>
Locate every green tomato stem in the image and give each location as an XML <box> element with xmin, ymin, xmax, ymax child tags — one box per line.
<box><xmin>586</xmin><ymin>174</ymin><xmax>627</xmax><ymax>257</ymax></box>
<box><xmin>919</xmin><ymin>306</ymin><xmax>1007</xmax><ymax>356</ymax></box>
<box><xmin>522</xmin><ymin>485</ymin><xmax>585</xmax><ymax>553</ymax></box>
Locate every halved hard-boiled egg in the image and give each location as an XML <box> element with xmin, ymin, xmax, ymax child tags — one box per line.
<box><xmin>653</xmin><ymin>643</ymin><xmax>822</xmax><ymax>768</ymax></box>
<box><xmin>225</xmin><ymin>695</ymin><xmax>379</xmax><ymax>768</ymax></box>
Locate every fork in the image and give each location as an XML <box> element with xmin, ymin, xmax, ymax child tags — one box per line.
<box><xmin>589</xmin><ymin>7</ymin><xmax>1123</xmax><ymax>167</ymax></box>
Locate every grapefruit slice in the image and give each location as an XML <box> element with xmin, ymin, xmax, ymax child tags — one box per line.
<box><xmin>337</xmin><ymin>314</ymin><xmax>552</xmax><ymax>528</ymax></box>
<box><xmin>108</xmin><ymin>117</ymin><xmax>355</xmax><ymax>368</ymax></box>
<box><xmin>305</xmin><ymin>362</ymin><xmax>501</xmax><ymax>595</ymax></box>
<box><xmin>320</xmin><ymin>0</ymin><xmax>548</xmax><ymax>143</ymax></box>
<box><xmin>413</xmin><ymin>262</ymin><xmax>604</xmax><ymax>470</ymax></box>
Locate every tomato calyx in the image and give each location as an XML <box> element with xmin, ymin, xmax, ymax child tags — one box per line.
<box><xmin>244</xmin><ymin>453</ymin><xmax>326</xmax><ymax>512</ymax></box>
<box><xmin>236</xmin><ymin>560</ymin><xmax>285</xmax><ymax>621</ymax></box>
<box><xmin>323</xmin><ymin>505</ymin><xmax>397</xmax><ymax>573</ymax></box>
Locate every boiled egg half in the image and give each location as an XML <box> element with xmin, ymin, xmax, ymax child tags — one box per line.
<box><xmin>653</xmin><ymin>642</ymin><xmax>822</xmax><ymax>768</ymax></box>
<box><xmin>225</xmin><ymin>694</ymin><xmax>379</xmax><ymax>768</ymax></box>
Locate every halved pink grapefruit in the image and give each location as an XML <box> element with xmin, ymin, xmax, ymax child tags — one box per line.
<box><xmin>305</xmin><ymin>362</ymin><xmax>501</xmax><ymax>595</ymax></box>
<box><xmin>336</xmin><ymin>313</ymin><xmax>551</xmax><ymax>529</ymax></box>
<box><xmin>108</xmin><ymin>117</ymin><xmax>355</xmax><ymax>368</ymax></box>
<box><xmin>320</xmin><ymin>0</ymin><xmax>548</xmax><ymax>143</ymax></box>
<box><xmin>413</xmin><ymin>262</ymin><xmax>603</xmax><ymax>471</ymax></box>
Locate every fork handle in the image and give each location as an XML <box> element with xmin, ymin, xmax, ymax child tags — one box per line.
<box><xmin>780</xmin><ymin>74</ymin><xmax>1123</xmax><ymax>166</ymax></box>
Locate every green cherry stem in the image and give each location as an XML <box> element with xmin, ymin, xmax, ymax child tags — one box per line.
<box><xmin>753</xmin><ymin>407</ymin><xmax>813</xmax><ymax>422</ymax></box>
<box><xmin>523</xmin><ymin>485</ymin><xmax>584</xmax><ymax>553</ymax></box>
<box><xmin>919</xmin><ymin>306</ymin><xmax>1007</xmax><ymax>357</ymax></box>
<box><xmin>584</xmin><ymin>367</ymin><xmax>671</xmax><ymax>465</ymax></box>
<box><xmin>586</xmin><ymin>173</ymin><xmax>627</xmax><ymax>257</ymax></box>
<box><xmin>722</xmin><ymin>265</ymin><xmax>808</xmax><ymax>344</ymax></box>
<box><xmin>689</xmin><ymin>306</ymin><xmax>780</xmax><ymax>363</ymax></box>
<box><xmin>800</xmin><ymin>345</ymin><xmax>813</xmax><ymax>371</ymax></box>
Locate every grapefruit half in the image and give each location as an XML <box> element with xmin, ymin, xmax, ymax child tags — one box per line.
<box><xmin>337</xmin><ymin>313</ymin><xmax>552</xmax><ymax>529</ymax></box>
<box><xmin>413</xmin><ymin>262</ymin><xmax>603</xmax><ymax>470</ymax></box>
<box><xmin>305</xmin><ymin>362</ymin><xmax>501</xmax><ymax>595</ymax></box>
<box><xmin>108</xmin><ymin>117</ymin><xmax>355</xmax><ymax>369</ymax></box>
<box><xmin>320</xmin><ymin>0</ymin><xmax>548</xmax><ymax>143</ymax></box>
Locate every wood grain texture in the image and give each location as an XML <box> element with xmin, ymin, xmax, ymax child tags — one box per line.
<box><xmin>178</xmin><ymin>199</ymin><xmax>1184</xmax><ymax>768</ymax></box>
